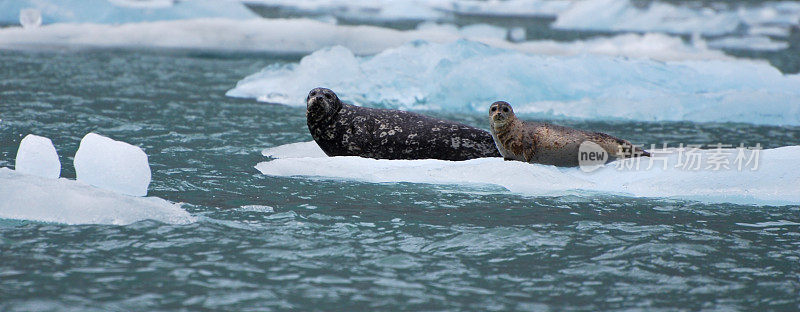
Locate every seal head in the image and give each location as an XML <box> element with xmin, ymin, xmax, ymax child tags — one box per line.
<box><xmin>489</xmin><ymin>101</ymin><xmax>514</xmax><ymax>127</ymax></box>
<box><xmin>306</xmin><ymin>87</ymin><xmax>342</xmax><ymax>123</ymax></box>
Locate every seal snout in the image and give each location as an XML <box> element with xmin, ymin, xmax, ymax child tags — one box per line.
<box><xmin>306</xmin><ymin>87</ymin><xmax>343</xmax><ymax>121</ymax></box>
<box><xmin>306</xmin><ymin>87</ymin><xmax>331</xmax><ymax>109</ymax></box>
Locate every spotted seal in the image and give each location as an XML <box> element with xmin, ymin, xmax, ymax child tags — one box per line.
<box><xmin>306</xmin><ymin>88</ymin><xmax>501</xmax><ymax>160</ymax></box>
<box><xmin>488</xmin><ymin>101</ymin><xmax>649</xmax><ymax>167</ymax></box>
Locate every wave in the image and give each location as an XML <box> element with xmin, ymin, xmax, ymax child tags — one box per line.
<box><xmin>228</xmin><ymin>40</ymin><xmax>800</xmax><ymax>125</ymax></box>
<box><xmin>256</xmin><ymin>141</ymin><xmax>800</xmax><ymax>206</ymax></box>
<box><xmin>0</xmin><ymin>168</ymin><xmax>194</xmax><ymax>225</ymax></box>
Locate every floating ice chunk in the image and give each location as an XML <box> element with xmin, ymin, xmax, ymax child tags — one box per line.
<box><xmin>444</xmin><ymin>0</ymin><xmax>573</xmax><ymax>17</ymax></box>
<box><xmin>15</xmin><ymin>134</ymin><xmax>60</xmax><ymax>179</ymax></box>
<box><xmin>244</xmin><ymin>0</ymin><xmax>572</xmax><ymax>22</ymax></box>
<box><xmin>708</xmin><ymin>35</ymin><xmax>789</xmax><ymax>51</ymax></box>
<box><xmin>554</xmin><ymin>0</ymin><xmax>738</xmax><ymax>35</ymax></box>
<box><xmin>0</xmin><ymin>16</ymin><xmax>731</xmax><ymax>62</ymax></box>
<box><xmin>513</xmin><ymin>33</ymin><xmax>729</xmax><ymax>61</ymax></box>
<box><xmin>243</xmin><ymin>0</ymin><xmax>445</xmax><ymax>22</ymax></box>
<box><xmin>553</xmin><ymin>0</ymin><xmax>800</xmax><ymax>37</ymax></box>
<box><xmin>74</xmin><ymin>133</ymin><xmax>151</xmax><ymax>197</ymax></box>
<box><xmin>228</xmin><ymin>40</ymin><xmax>800</xmax><ymax>125</ymax></box>
<box><xmin>237</xmin><ymin>205</ymin><xmax>275</xmax><ymax>213</ymax></box>
<box><xmin>256</xmin><ymin>142</ymin><xmax>800</xmax><ymax>206</ymax></box>
<box><xmin>0</xmin><ymin>0</ymin><xmax>256</xmax><ymax>25</ymax></box>
<box><xmin>19</xmin><ymin>8</ymin><xmax>41</xmax><ymax>28</ymax></box>
<box><xmin>748</xmin><ymin>26</ymin><xmax>790</xmax><ymax>38</ymax></box>
<box><xmin>508</xmin><ymin>27</ymin><xmax>526</xmax><ymax>42</ymax></box>
<box><xmin>263</xmin><ymin>141</ymin><xmax>328</xmax><ymax>159</ymax></box>
<box><xmin>0</xmin><ymin>18</ymin><xmax>420</xmax><ymax>54</ymax></box>
<box><xmin>459</xmin><ymin>24</ymin><xmax>508</xmax><ymax>40</ymax></box>
<box><xmin>0</xmin><ymin>168</ymin><xmax>193</xmax><ymax>225</ymax></box>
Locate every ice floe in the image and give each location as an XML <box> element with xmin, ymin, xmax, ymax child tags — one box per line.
<box><xmin>0</xmin><ymin>14</ymin><xmax>734</xmax><ymax>61</ymax></box>
<box><xmin>0</xmin><ymin>18</ymin><xmax>448</xmax><ymax>53</ymax></box>
<box><xmin>15</xmin><ymin>134</ymin><xmax>60</xmax><ymax>179</ymax></box>
<box><xmin>1</xmin><ymin>133</ymin><xmax>192</xmax><ymax>225</ymax></box>
<box><xmin>0</xmin><ymin>0</ymin><xmax>255</xmax><ymax>25</ymax></box>
<box><xmin>228</xmin><ymin>40</ymin><xmax>800</xmax><ymax>125</ymax></box>
<box><xmin>242</xmin><ymin>0</ymin><xmax>572</xmax><ymax>22</ymax></box>
<box><xmin>443</xmin><ymin>0</ymin><xmax>573</xmax><ymax>17</ymax></box>
<box><xmin>256</xmin><ymin>141</ymin><xmax>800</xmax><ymax>206</ymax></box>
<box><xmin>708</xmin><ymin>35</ymin><xmax>790</xmax><ymax>51</ymax></box>
<box><xmin>0</xmin><ymin>168</ymin><xmax>193</xmax><ymax>225</ymax></box>
<box><xmin>242</xmin><ymin>0</ymin><xmax>446</xmax><ymax>22</ymax></box>
<box><xmin>18</xmin><ymin>8</ymin><xmax>41</xmax><ymax>28</ymax></box>
<box><xmin>74</xmin><ymin>133</ymin><xmax>151</xmax><ymax>197</ymax></box>
<box><xmin>554</xmin><ymin>0</ymin><xmax>800</xmax><ymax>38</ymax></box>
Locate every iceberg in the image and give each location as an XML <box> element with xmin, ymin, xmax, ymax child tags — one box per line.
<box><xmin>257</xmin><ymin>141</ymin><xmax>800</xmax><ymax>206</ymax></box>
<box><xmin>228</xmin><ymin>40</ymin><xmax>800</xmax><ymax>125</ymax></box>
<box><xmin>0</xmin><ymin>0</ymin><xmax>255</xmax><ymax>25</ymax></box>
<box><xmin>0</xmin><ymin>168</ymin><xmax>193</xmax><ymax>225</ymax></box>
<box><xmin>15</xmin><ymin>134</ymin><xmax>60</xmax><ymax>179</ymax></box>
<box><xmin>74</xmin><ymin>133</ymin><xmax>151</xmax><ymax>197</ymax></box>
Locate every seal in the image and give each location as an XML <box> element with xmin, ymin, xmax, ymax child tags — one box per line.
<box><xmin>488</xmin><ymin>101</ymin><xmax>649</xmax><ymax>167</ymax></box>
<box><xmin>306</xmin><ymin>88</ymin><xmax>501</xmax><ymax>160</ymax></box>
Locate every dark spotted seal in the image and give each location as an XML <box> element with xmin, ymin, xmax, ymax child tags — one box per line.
<box><xmin>489</xmin><ymin>101</ymin><xmax>649</xmax><ymax>167</ymax></box>
<box><xmin>306</xmin><ymin>88</ymin><xmax>501</xmax><ymax>160</ymax></box>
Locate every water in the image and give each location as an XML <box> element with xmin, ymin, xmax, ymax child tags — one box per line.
<box><xmin>2</xmin><ymin>49</ymin><xmax>799</xmax><ymax>310</ymax></box>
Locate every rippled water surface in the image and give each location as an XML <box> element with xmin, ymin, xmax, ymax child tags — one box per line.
<box><xmin>1</xmin><ymin>51</ymin><xmax>799</xmax><ymax>311</ymax></box>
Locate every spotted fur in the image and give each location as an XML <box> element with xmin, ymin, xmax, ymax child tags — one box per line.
<box><xmin>306</xmin><ymin>88</ymin><xmax>501</xmax><ymax>161</ymax></box>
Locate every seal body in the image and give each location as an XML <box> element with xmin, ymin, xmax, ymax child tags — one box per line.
<box><xmin>488</xmin><ymin>101</ymin><xmax>649</xmax><ymax>167</ymax></box>
<box><xmin>306</xmin><ymin>88</ymin><xmax>501</xmax><ymax>161</ymax></box>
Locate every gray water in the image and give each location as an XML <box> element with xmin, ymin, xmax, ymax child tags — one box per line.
<box><xmin>2</xmin><ymin>50</ymin><xmax>800</xmax><ymax>311</ymax></box>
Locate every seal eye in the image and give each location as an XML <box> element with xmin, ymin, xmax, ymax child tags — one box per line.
<box><xmin>503</xmin><ymin>107</ymin><xmax>509</xmax><ymax>113</ymax></box>
<box><xmin>490</xmin><ymin>107</ymin><xmax>497</xmax><ymax>112</ymax></box>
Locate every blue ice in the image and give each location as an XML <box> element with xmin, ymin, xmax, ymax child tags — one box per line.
<box><xmin>228</xmin><ymin>40</ymin><xmax>800</xmax><ymax>125</ymax></box>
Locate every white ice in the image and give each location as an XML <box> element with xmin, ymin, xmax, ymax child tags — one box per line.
<box><xmin>241</xmin><ymin>0</ymin><xmax>572</xmax><ymax>21</ymax></box>
<box><xmin>74</xmin><ymin>133</ymin><xmax>151</xmax><ymax>197</ymax></box>
<box><xmin>443</xmin><ymin>0</ymin><xmax>572</xmax><ymax>17</ymax></box>
<box><xmin>554</xmin><ymin>0</ymin><xmax>800</xmax><ymax>38</ymax></box>
<box><xmin>257</xmin><ymin>142</ymin><xmax>800</xmax><ymax>206</ymax></box>
<box><xmin>15</xmin><ymin>134</ymin><xmax>60</xmax><ymax>179</ymax></box>
<box><xmin>708</xmin><ymin>36</ymin><xmax>789</xmax><ymax>51</ymax></box>
<box><xmin>0</xmin><ymin>168</ymin><xmax>193</xmax><ymax>225</ymax></box>
<box><xmin>242</xmin><ymin>0</ymin><xmax>446</xmax><ymax>22</ymax></box>
<box><xmin>0</xmin><ymin>0</ymin><xmax>255</xmax><ymax>25</ymax></box>
<box><xmin>19</xmin><ymin>8</ymin><xmax>41</xmax><ymax>28</ymax></box>
<box><xmin>0</xmin><ymin>15</ymin><xmax>733</xmax><ymax>61</ymax></box>
<box><xmin>262</xmin><ymin>141</ymin><xmax>328</xmax><ymax>159</ymax></box>
<box><xmin>228</xmin><ymin>40</ymin><xmax>800</xmax><ymax>125</ymax></box>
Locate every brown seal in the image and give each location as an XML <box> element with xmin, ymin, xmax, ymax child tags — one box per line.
<box><xmin>488</xmin><ymin>101</ymin><xmax>649</xmax><ymax>167</ymax></box>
